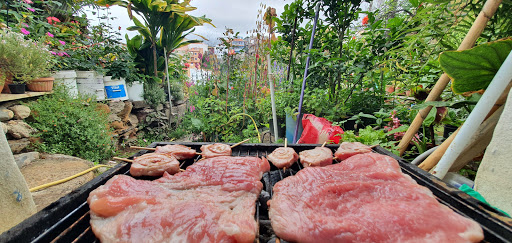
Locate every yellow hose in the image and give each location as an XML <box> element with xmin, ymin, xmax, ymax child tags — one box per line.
<box><xmin>227</xmin><ymin>113</ymin><xmax>262</xmax><ymax>143</ymax></box>
<box><xmin>29</xmin><ymin>165</ymin><xmax>112</xmax><ymax>192</ymax></box>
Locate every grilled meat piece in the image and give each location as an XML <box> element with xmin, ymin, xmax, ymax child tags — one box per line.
<box><xmin>269</xmin><ymin>153</ymin><xmax>484</xmax><ymax>243</ymax></box>
<box><xmin>130</xmin><ymin>153</ymin><xmax>179</xmax><ymax>177</ymax></box>
<box><xmin>89</xmin><ymin>156</ymin><xmax>270</xmax><ymax>243</ymax></box>
<box><xmin>299</xmin><ymin>147</ymin><xmax>333</xmax><ymax>167</ymax></box>
<box><xmin>200</xmin><ymin>143</ymin><xmax>232</xmax><ymax>158</ymax></box>
<box><xmin>267</xmin><ymin>147</ymin><xmax>299</xmax><ymax>169</ymax></box>
<box><xmin>334</xmin><ymin>142</ymin><xmax>372</xmax><ymax>161</ymax></box>
<box><xmin>155</xmin><ymin>144</ymin><xmax>197</xmax><ymax>160</ymax></box>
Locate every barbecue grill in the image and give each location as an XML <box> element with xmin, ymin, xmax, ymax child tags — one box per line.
<box><xmin>1</xmin><ymin>142</ymin><xmax>511</xmax><ymax>243</ymax></box>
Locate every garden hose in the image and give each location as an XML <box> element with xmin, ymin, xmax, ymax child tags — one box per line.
<box><xmin>226</xmin><ymin>113</ymin><xmax>262</xmax><ymax>143</ymax></box>
<box><xmin>29</xmin><ymin>165</ymin><xmax>112</xmax><ymax>192</ymax></box>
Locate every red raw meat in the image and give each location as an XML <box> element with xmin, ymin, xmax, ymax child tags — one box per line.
<box><xmin>299</xmin><ymin>147</ymin><xmax>333</xmax><ymax>167</ymax></box>
<box><xmin>334</xmin><ymin>142</ymin><xmax>372</xmax><ymax>161</ymax></box>
<box><xmin>89</xmin><ymin>156</ymin><xmax>270</xmax><ymax>243</ymax></box>
<box><xmin>269</xmin><ymin>153</ymin><xmax>483</xmax><ymax>243</ymax></box>
<box><xmin>155</xmin><ymin>144</ymin><xmax>197</xmax><ymax>160</ymax></box>
<box><xmin>130</xmin><ymin>153</ymin><xmax>179</xmax><ymax>177</ymax></box>
<box><xmin>267</xmin><ymin>147</ymin><xmax>299</xmax><ymax>169</ymax></box>
<box><xmin>200</xmin><ymin>143</ymin><xmax>232</xmax><ymax>158</ymax></box>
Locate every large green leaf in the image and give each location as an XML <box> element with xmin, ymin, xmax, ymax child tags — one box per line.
<box><xmin>439</xmin><ymin>38</ymin><xmax>512</xmax><ymax>94</ymax></box>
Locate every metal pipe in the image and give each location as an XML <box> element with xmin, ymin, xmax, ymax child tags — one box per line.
<box><xmin>293</xmin><ymin>2</ymin><xmax>321</xmax><ymax>143</ymax></box>
<box><xmin>433</xmin><ymin>50</ymin><xmax>512</xmax><ymax>179</ymax></box>
<box><xmin>268</xmin><ymin>54</ymin><xmax>279</xmax><ymax>142</ymax></box>
<box><xmin>164</xmin><ymin>47</ymin><xmax>173</xmax><ymax>127</ymax></box>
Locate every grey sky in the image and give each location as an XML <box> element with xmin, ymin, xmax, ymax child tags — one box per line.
<box><xmin>86</xmin><ymin>0</ymin><xmax>294</xmax><ymax>45</ymax></box>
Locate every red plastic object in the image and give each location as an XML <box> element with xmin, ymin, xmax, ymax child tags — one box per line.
<box><xmin>297</xmin><ymin>114</ymin><xmax>344</xmax><ymax>144</ymax></box>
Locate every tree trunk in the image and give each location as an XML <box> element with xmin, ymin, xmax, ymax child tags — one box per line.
<box><xmin>152</xmin><ymin>42</ymin><xmax>158</xmax><ymax>77</ymax></box>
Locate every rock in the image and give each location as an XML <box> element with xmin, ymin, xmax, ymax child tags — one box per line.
<box><xmin>111</xmin><ymin>121</ymin><xmax>125</xmax><ymax>130</ymax></box>
<box><xmin>0</xmin><ymin>108</ymin><xmax>14</xmax><ymax>121</ymax></box>
<box><xmin>1</xmin><ymin>122</ymin><xmax>7</xmax><ymax>134</ymax></box>
<box><xmin>14</xmin><ymin>152</ymin><xmax>40</xmax><ymax>168</ymax></box>
<box><xmin>8</xmin><ymin>105</ymin><xmax>31</xmax><ymax>120</ymax></box>
<box><xmin>474</xmin><ymin>88</ymin><xmax>512</xmax><ymax>216</ymax></box>
<box><xmin>107</xmin><ymin>113</ymin><xmax>121</xmax><ymax>123</ymax></box>
<box><xmin>118</xmin><ymin>101</ymin><xmax>133</xmax><ymax>122</ymax></box>
<box><xmin>108</xmin><ymin>100</ymin><xmax>125</xmax><ymax>114</ymax></box>
<box><xmin>134</xmin><ymin>108</ymin><xmax>154</xmax><ymax>124</ymax></box>
<box><xmin>128</xmin><ymin>114</ymin><xmax>139</xmax><ymax>127</ymax></box>
<box><xmin>156</xmin><ymin>103</ymin><xmax>164</xmax><ymax>111</ymax></box>
<box><xmin>132</xmin><ymin>101</ymin><xmax>149</xmax><ymax>109</ymax></box>
<box><xmin>8</xmin><ymin>138</ymin><xmax>31</xmax><ymax>153</ymax></box>
<box><xmin>95</xmin><ymin>103</ymin><xmax>111</xmax><ymax>114</ymax></box>
<box><xmin>6</xmin><ymin>120</ymin><xmax>36</xmax><ymax>139</ymax></box>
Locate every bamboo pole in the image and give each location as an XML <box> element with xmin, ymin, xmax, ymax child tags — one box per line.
<box><xmin>398</xmin><ymin>0</ymin><xmax>503</xmax><ymax>156</ymax></box>
<box><xmin>418</xmin><ymin>81</ymin><xmax>512</xmax><ymax>170</ymax></box>
<box><xmin>130</xmin><ymin>146</ymin><xmax>156</xmax><ymax>151</ymax></box>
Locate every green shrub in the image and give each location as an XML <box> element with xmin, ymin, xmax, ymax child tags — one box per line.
<box><xmin>27</xmin><ymin>86</ymin><xmax>114</xmax><ymax>162</ymax></box>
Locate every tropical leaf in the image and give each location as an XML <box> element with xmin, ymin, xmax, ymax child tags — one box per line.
<box><xmin>439</xmin><ymin>38</ymin><xmax>512</xmax><ymax>94</ymax></box>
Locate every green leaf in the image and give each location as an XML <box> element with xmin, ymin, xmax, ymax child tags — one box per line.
<box><xmin>385</xmin><ymin>125</ymin><xmax>410</xmax><ymax>136</ymax></box>
<box><xmin>191</xmin><ymin>118</ymin><xmax>203</xmax><ymax>130</ymax></box>
<box><xmin>424</xmin><ymin>107</ymin><xmax>437</xmax><ymax>127</ymax></box>
<box><xmin>411</xmin><ymin>100</ymin><xmax>478</xmax><ymax>110</ymax></box>
<box><xmin>439</xmin><ymin>38</ymin><xmax>512</xmax><ymax>94</ymax></box>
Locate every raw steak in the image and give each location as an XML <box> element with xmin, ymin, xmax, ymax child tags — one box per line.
<box><xmin>269</xmin><ymin>153</ymin><xmax>484</xmax><ymax>243</ymax></box>
<box><xmin>299</xmin><ymin>147</ymin><xmax>333</xmax><ymax>167</ymax></box>
<box><xmin>130</xmin><ymin>153</ymin><xmax>180</xmax><ymax>177</ymax></box>
<box><xmin>334</xmin><ymin>142</ymin><xmax>372</xmax><ymax>161</ymax></box>
<box><xmin>200</xmin><ymin>143</ymin><xmax>232</xmax><ymax>158</ymax></box>
<box><xmin>155</xmin><ymin>144</ymin><xmax>197</xmax><ymax>160</ymax></box>
<box><xmin>89</xmin><ymin>156</ymin><xmax>270</xmax><ymax>243</ymax></box>
<box><xmin>267</xmin><ymin>147</ymin><xmax>299</xmax><ymax>169</ymax></box>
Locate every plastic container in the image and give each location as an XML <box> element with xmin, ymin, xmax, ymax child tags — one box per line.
<box><xmin>104</xmin><ymin>78</ymin><xmax>129</xmax><ymax>100</ymax></box>
<box><xmin>76</xmin><ymin>71</ymin><xmax>105</xmax><ymax>101</ymax></box>
<box><xmin>126</xmin><ymin>81</ymin><xmax>144</xmax><ymax>101</ymax></box>
<box><xmin>286</xmin><ymin>113</ymin><xmax>303</xmax><ymax>143</ymax></box>
<box><xmin>53</xmin><ymin>70</ymin><xmax>78</xmax><ymax>97</ymax></box>
<box><xmin>442</xmin><ymin>172</ymin><xmax>475</xmax><ymax>189</ymax></box>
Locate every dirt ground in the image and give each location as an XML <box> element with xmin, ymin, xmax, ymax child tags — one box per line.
<box><xmin>21</xmin><ymin>154</ymin><xmax>94</xmax><ymax>211</ymax></box>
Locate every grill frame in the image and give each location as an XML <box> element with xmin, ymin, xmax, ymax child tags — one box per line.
<box><xmin>1</xmin><ymin>142</ymin><xmax>511</xmax><ymax>243</ymax></box>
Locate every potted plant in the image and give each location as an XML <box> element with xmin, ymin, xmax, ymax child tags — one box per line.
<box><xmin>0</xmin><ymin>30</ymin><xmax>54</xmax><ymax>93</ymax></box>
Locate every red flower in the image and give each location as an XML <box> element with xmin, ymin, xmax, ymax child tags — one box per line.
<box><xmin>118</xmin><ymin>26</ymin><xmax>121</xmax><ymax>30</ymax></box>
<box><xmin>255</xmin><ymin>54</ymin><xmax>259</xmax><ymax>59</ymax></box>
<box><xmin>362</xmin><ymin>15</ymin><xmax>369</xmax><ymax>26</ymax></box>
<box><xmin>184</xmin><ymin>63</ymin><xmax>190</xmax><ymax>68</ymax></box>
<box><xmin>105</xmin><ymin>4</ymin><xmax>110</xmax><ymax>8</ymax></box>
<box><xmin>47</xmin><ymin>17</ymin><xmax>61</xmax><ymax>25</ymax></box>
<box><xmin>228</xmin><ymin>49</ymin><xmax>235</xmax><ymax>56</ymax></box>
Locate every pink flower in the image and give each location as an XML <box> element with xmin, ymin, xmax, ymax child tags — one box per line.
<box><xmin>63</xmin><ymin>52</ymin><xmax>69</xmax><ymax>56</ymax></box>
<box><xmin>23</xmin><ymin>0</ymin><xmax>33</xmax><ymax>4</ymax></box>
<box><xmin>57</xmin><ymin>52</ymin><xmax>64</xmax><ymax>57</ymax></box>
<box><xmin>194</xmin><ymin>91</ymin><xmax>198</xmax><ymax>95</ymax></box>
<box><xmin>47</xmin><ymin>32</ymin><xmax>54</xmax><ymax>38</ymax></box>
<box><xmin>51</xmin><ymin>51</ymin><xmax>57</xmax><ymax>55</ymax></box>
<box><xmin>27</xmin><ymin>7</ymin><xmax>35</xmax><ymax>12</ymax></box>
<box><xmin>47</xmin><ymin>17</ymin><xmax>60</xmax><ymax>25</ymax></box>
<box><xmin>58</xmin><ymin>40</ymin><xmax>66</xmax><ymax>45</ymax></box>
<box><xmin>20</xmin><ymin>28</ymin><xmax>30</xmax><ymax>35</ymax></box>
<box><xmin>189</xmin><ymin>105</ymin><xmax>196</xmax><ymax>112</ymax></box>
<box><xmin>23</xmin><ymin>23</ymin><xmax>29</xmax><ymax>27</ymax></box>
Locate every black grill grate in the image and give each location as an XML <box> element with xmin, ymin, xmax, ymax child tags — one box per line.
<box><xmin>1</xmin><ymin>142</ymin><xmax>511</xmax><ymax>243</ymax></box>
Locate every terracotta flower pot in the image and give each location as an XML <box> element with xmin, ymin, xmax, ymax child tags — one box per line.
<box><xmin>2</xmin><ymin>74</ymin><xmax>13</xmax><ymax>94</ymax></box>
<box><xmin>27</xmin><ymin>77</ymin><xmax>55</xmax><ymax>92</ymax></box>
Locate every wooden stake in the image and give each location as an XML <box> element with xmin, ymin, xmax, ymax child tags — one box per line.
<box><xmin>397</xmin><ymin>0</ymin><xmax>503</xmax><ymax>156</ymax></box>
<box><xmin>284</xmin><ymin>138</ymin><xmax>288</xmax><ymax>148</ymax></box>
<box><xmin>369</xmin><ymin>144</ymin><xmax>379</xmax><ymax>149</ymax></box>
<box><xmin>231</xmin><ymin>138</ymin><xmax>251</xmax><ymax>148</ymax></box>
<box><xmin>321</xmin><ymin>141</ymin><xmax>327</xmax><ymax>147</ymax></box>
<box><xmin>130</xmin><ymin>146</ymin><xmax>156</xmax><ymax>151</ymax></box>
<box><xmin>113</xmin><ymin>157</ymin><xmax>133</xmax><ymax>163</ymax></box>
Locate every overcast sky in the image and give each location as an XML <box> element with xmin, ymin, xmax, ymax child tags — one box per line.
<box><xmin>86</xmin><ymin>0</ymin><xmax>294</xmax><ymax>45</ymax></box>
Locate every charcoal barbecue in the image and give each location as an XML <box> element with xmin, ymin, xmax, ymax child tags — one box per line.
<box><xmin>1</xmin><ymin>142</ymin><xmax>511</xmax><ymax>243</ymax></box>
